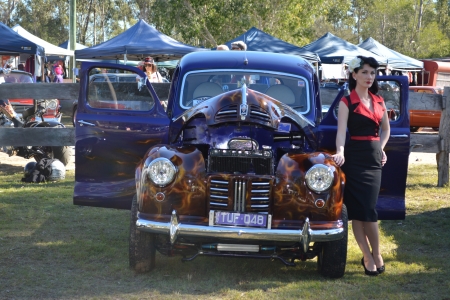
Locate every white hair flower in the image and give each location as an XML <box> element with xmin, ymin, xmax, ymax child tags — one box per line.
<box><xmin>348</xmin><ymin>57</ymin><xmax>363</xmax><ymax>73</ymax></box>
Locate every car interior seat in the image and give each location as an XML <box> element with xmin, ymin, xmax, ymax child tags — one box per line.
<box><xmin>265</xmin><ymin>85</ymin><xmax>296</xmax><ymax>105</ymax></box>
<box><xmin>192</xmin><ymin>82</ymin><xmax>224</xmax><ymax>99</ymax></box>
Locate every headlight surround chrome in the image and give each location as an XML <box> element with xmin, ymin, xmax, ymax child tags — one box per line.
<box><xmin>147</xmin><ymin>157</ymin><xmax>177</xmax><ymax>187</ymax></box>
<box><xmin>305</xmin><ymin>164</ymin><xmax>334</xmax><ymax>193</ymax></box>
<box><xmin>45</xmin><ymin>99</ymin><xmax>58</xmax><ymax>110</ymax></box>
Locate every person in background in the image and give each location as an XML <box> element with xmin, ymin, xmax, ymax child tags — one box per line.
<box><xmin>231</xmin><ymin>41</ymin><xmax>247</xmax><ymax>51</ymax></box>
<box><xmin>216</xmin><ymin>44</ymin><xmax>229</xmax><ymax>51</ymax></box>
<box><xmin>333</xmin><ymin>56</ymin><xmax>389</xmax><ymax>276</ymax></box>
<box><xmin>142</xmin><ymin>57</ymin><xmax>162</xmax><ymax>83</ymax></box>
<box><xmin>53</xmin><ymin>62</ymin><xmax>64</xmax><ymax>83</ymax></box>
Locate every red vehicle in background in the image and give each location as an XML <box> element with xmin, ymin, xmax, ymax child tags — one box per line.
<box><xmin>0</xmin><ymin>69</ymin><xmax>62</xmax><ymax>122</ymax></box>
<box><xmin>408</xmin><ymin>86</ymin><xmax>444</xmax><ymax>132</ymax></box>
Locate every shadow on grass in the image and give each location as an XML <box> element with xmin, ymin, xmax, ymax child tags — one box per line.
<box><xmin>0</xmin><ymin>163</ymin><xmax>24</xmax><ymax>175</ymax></box>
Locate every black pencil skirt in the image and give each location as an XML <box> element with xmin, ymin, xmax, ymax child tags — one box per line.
<box><xmin>342</xmin><ymin>140</ymin><xmax>383</xmax><ymax>222</ymax></box>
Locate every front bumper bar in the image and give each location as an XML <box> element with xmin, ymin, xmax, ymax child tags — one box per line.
<box><xmin>136</xmin><ymin>210</ymin><xmax>345</xmax><ymax>252</ymax></box>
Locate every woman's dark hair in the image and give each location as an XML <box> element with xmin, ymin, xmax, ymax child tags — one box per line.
<box><xmin>348</xmin><ymin>56</ymin><xmax>379</xmax><ymax>94</ymax></box>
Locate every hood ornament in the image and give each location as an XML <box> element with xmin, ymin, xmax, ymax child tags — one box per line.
<box><xmin>239</xmin><ymin>83</ymin><xmax>248</xmax><ymax>120</ymax></box>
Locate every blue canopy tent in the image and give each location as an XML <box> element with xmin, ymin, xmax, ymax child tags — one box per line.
<box><xmin>0</xmin><ymin>22</ymin><xmax>44</xmax><ymax>57</ymax></box>
<box><xmin>358</xmin><ymin>37</ymin><xmax>423</xmax><ymax>71</ymax></box>
<box><xmin>300</xmin><ymin>32</ymin><xmax>387</xmax><ymax>65</ymax></box>
<box><xmin>75</xmin><ymin>19</ymin><xmax>207</xmax><ymax>62</ymax></box>
<box><xmin>222</xmin><ymin>27</ymin><xmax>320</xmax><ymax>63</ymax></box>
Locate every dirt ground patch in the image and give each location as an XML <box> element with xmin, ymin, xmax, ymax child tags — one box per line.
<box><xmin>0</xmin><ymin>147</ymin><xmax>75</xmax><ymax>174</ymax></box>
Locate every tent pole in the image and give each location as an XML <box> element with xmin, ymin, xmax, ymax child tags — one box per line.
<box><xmin>69</xmin><ymin>0</ymin><xmax>76</xmax><ymax>82</ymax></box>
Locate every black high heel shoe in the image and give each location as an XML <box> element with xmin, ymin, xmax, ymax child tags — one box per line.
<box><xmin>361</xmin><ymin>257</ymin><xmax>379</xmax><ymax>276</ymax></box>
<box><xmin>371</xmin><ymin>253</ymin><xmax>385</xmax><ymax>274</ymax></box>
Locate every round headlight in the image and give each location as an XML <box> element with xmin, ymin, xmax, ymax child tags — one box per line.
<box><xmin>46</xmin><ymin>99</ymin><xmax>58</xmax><ymax>110</ymax></box>
<box><xmin>305</xmin><ymin>164</ymin><xmax>334</xmax><ymax>192</ymax></box>
<box><xmin>147</xmin><ymin>157</ymin><xmax>177</xmax><ymax>187</ymax></box>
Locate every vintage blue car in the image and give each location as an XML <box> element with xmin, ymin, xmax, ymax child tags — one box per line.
<box><xmin>73</xmin><ymin>51</ymin><xmax>410</xmax><ymax>278</ymax></box>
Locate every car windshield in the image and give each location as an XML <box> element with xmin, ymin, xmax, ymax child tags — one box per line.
<box><xmin>180</xmin><ymin>70</ymin><xmax>310</xmax><ymax>114</ymax></box>
<box><xmin>0</xmin><ymin>72</ymin><xmax>33</xmax><ymax>84</ymax></box>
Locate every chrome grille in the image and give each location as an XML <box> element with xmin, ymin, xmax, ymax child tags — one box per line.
<box><xmin>233</xmin><ymin>179</ymin><xmax>246</xmax><ymax>212</ymax></box>
<box><xmin>208</xmin><ymin>176</ymin><xmax>272</xmax><ymax>213</ymax></box>
<box><xmin>215</xmin><ymin>104</ymin><xmax>271</xmax><ymax>124</ymax></box>
<box><xmin>209</xmin><ymin>180</ymin><xmax>229</xmax><ymax>208</ymax></box>
<box><xmin>208</xmin><ymin>149</ymin><xmax>273</xmax><ymax>175</ymax></box>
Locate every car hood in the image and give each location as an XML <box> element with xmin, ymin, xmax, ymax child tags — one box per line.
<box><xmin>173</xmin><ymin>84</ymin><xmax>316</xmax><ymax>143</ymax></box>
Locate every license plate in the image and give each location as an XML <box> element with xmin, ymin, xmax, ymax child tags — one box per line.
<box><xmin>214</xmin><ymin>211</ymin><xmax>268</xmax><ymax>228</ymax></box>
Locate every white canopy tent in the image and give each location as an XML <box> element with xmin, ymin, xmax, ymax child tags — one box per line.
<box><xmin>11</xmin><ymin>25</ymin><xmax>73</xmax><ymax>57</ymax></box>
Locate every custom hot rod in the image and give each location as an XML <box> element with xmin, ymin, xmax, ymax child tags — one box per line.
<box><xmin>73</xmin><ymin>51</ymin><xmax>410</xmax><ymax>278</ymax></box>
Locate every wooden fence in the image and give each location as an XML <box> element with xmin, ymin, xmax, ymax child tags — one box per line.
<box><xmin>1</xmin><ymin>83</ymin><xmax>449</xmax><ymax>185</ymax></box>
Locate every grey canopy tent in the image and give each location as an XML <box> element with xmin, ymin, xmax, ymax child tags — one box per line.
<box><xmin>47</xmin><ymin>40</ymin><xmax>87</xmax><ymax>62</ymax></box>
<box><xmin>358</xmin><ymin>37</ymin><xmax>423</xmax><ymax>71</ymax></box>
<box><xmin>300</xmin><ymin>32</ymin><xmax>387</xmax><ymax>65</ymax></box>
<box><xmin>222</xmin><ymin>27</ymin><xmax>320</xmax><ymax>63</ymax></box>
<box><xmin>0</xmin><ymin>22</ymin><xmax>44</xmax><ymax>57</ymax></box>
<box><xmin>75</xmin><ymin>19</ymin><xmax>207</xmax><ymax>61</ymax></box>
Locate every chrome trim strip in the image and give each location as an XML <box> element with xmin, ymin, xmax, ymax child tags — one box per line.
<box><xmin>252</xmin><ymin>182</ymin><xmax>270</xmax><ymax>186</ymax></box>
<box><xmin>251</xmin><ymin>111</ymin><xmax>270</xmax><ymax>117</ymax></box>
<box><xmin>211</xmin><ymin>180</ymin><xmax>228</xmax><ymax>184</ymax></box>
<box><xmin>210</xmin><ymin>195</ymin><xmax>228</xmax><ymax>199</ymax></box>
<box><xmin>217</xmin><ymin>110</ymin><xmax>237</xmax><ymax>115</ymax></box>
<box><xmin>391</xmin><ymin>134</ymin><xmax>409</xmax><ymax>138</ymax></box>
<box><xmin>210</xmin><ymin>202</ymin><xmax>228</xmax><ymax>206</ymax></box>
<box><xmin>210</xmin><ymin>187</ymin><xmax>228</xmax><ymax>192</ymax></box>
<box><xmin>251</xmin><ymin>190</ymin><xmax>269</xmax><ymax>193</ymax></box>
<box><xmin>137</xmin><ymin>212</ymin><xmax>344</xmax><ymax>248</ymax></box>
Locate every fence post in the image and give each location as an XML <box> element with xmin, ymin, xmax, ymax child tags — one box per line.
<box><xmin>437</xmin><ymin>87</ymin><xmax>450</xmax><ymax>187</ymax></box>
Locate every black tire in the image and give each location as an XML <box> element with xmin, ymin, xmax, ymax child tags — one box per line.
<box><xmin>410</xmin><ymin>127</ymin><xmax>420</xmax><ymax>132</ymax></box>
<box><xmin>72</xmin><ymin>104</ymin><xmax>77</xmax><ymax>127</ymax></box>
<box><xmin>317</xmin><ymin>204</ymin><xmax>348</xmax><ymax>278</ymax></box>
<box><xmin>33</xmin><ymin>146</ymin><xmax>72</xmax><ymax>166</ymax></box>
<box><xmin>52</xmin><ymin>146</ymin><xmax>72</xmax><ymax>166</ymax></box>
<box><xmin>432</xmin><ymin>127</ymin><xmax>439</xmax><ymax>131</ymax></box>
<box><xmin>129</xmin><ymin>195</ymin><xmax>156</xmax><ymax>273</ymax></box>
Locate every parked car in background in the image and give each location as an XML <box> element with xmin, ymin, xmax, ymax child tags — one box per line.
<box><xmin>408</xmin><ymin>86</ymin><xmax>444</xmax><ymax>132</ymax></box>
<box><xmin>73</xmin><ymin>52</ymin><xmax>410</xmax><ymax>278</ymax></box>
<box><xmin>0</xmin><ymin>69</ymin><xmax>61</xmax><ymax>122</ymax></box>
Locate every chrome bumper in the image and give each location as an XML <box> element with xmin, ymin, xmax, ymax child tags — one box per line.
<box><xmin>136</xmin><ymin>210</ymin><xmax>345</xmax><ymax>252</ymax></box>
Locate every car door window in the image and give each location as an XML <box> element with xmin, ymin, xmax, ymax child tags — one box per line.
<box><xmin>331</xmin><ymin>80</ymin><xmax>401</xmax><ymax>122</ymax></box>
<box><xmin>378</xmin><ymin>80</ymin><xmax>401</xmax><ymax>122</ymax></box>
<box><xmin>87</xmin><ymin>67</ymin><xmax>155</xmax><ymax>111</ymax></box>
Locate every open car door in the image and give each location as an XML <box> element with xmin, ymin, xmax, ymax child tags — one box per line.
<box><xmin>73</xmin><ymin>63</ymin><xmax>170</xmax><ymax>209</ymax></box>
<box><xmin>317</xmin><ymin>76</ymin><xmax>410</xmax><ymax>220</ymax></box>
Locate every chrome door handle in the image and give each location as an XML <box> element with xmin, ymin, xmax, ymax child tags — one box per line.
<box><xmin>390</xmin><ymin>134</ymin><xmax>408</xmax><ymax>138</ymax></box>
<box><xmin>78</xmin><ymin>120</ymin><xmax>96</xmax><ymax>126</ymax></box>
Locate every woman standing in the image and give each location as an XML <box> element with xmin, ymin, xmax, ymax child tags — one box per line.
<box><xmin>332</xmin><ymin>56</ymin><xmax>390</xmax><ymax>276</ymax></box>
<box><xmin>140</xmin><ymin>57</ymin><xmax>162</xmax><ymax>83</ymax></box>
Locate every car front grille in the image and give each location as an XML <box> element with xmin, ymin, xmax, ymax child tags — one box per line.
<box><xmin>215</xmin><ymin>104</ymin><xmax>271</xmax><ymax>124</ymax></box>
<box><xmin>208</xmin><ymin>149</ymin><xmax>273</xmax><ymax>175</ymax></box>
<box><xmin>208</xmin><ymin>176</ymin><xmax>272</xmax><ymax>213</ymax></box>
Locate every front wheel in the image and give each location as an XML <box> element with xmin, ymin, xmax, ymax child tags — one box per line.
<box><xmin>129</xmin><ymin>195</ymin><xmax>156</xmax><ymax>273</ymax></box>
<box><xmin>410</xmin><ymin>126</ymin><xmax>420</xmax><ymax>132</ymax></box>
<box><xmin>317</xmin><ymin>204</ymin><xmax>348</xmax><ymax>278</ymax></box>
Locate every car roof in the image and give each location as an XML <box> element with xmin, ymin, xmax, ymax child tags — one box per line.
<box><xmin>179</xmin><ymin>51</ymin><xmax>315</xmax><ymax>78</ymax></box>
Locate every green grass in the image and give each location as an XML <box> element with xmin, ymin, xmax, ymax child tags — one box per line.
<box><xmin>0</xmin><ymin>164</ymin><xmax>449</xmax><ymax>299</ymax></box>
